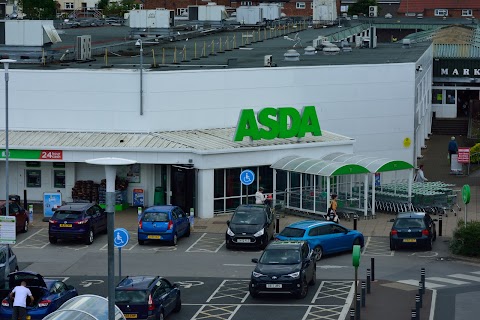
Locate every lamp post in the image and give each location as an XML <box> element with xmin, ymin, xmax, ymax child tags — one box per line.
<box><xmin>135</xmin><ymin>39</ymin><xmax>144</xmax><ymax>116</ymax></box>
<box><xmin>1</xmin><ymin>59</ymin><xmax>16</xmax><ymax>280</ymax></box>
<box><xmin>85</xmin><ymin>157</ymin><xmax>136</xmax><ymax>320</ymax></box>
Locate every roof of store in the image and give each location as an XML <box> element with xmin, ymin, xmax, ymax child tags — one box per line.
<box><xmin>0</xmin><ymin>128</ymin><xmax>354</xmax><ymax>153</ymax></box>
<box><xmin>321</xmin><ymin>152</ymin><xmax>414</xmax><ymax>172</ymax></box>
<box><xmin>9</xmin><ymin>22</ymin><xmax>432</xmax><ymax>71</ymax></box>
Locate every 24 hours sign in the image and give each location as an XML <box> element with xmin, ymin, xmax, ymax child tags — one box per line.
<box><xmin>0</xmin><ymin>149</ymin><xmax>63</xmax><ymax>160</ymax></box>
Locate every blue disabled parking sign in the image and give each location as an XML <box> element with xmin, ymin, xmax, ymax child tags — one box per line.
<box><xmin>114</xmin><ymin>228</ymin><xmax>129</xmax><ymax>248</ymax></box>
<box><xmin>240</xmin><ymin>169</ymin><xmax>255</xmax><ymax>186</ymax></box>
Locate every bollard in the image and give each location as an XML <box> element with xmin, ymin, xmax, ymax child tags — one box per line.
<box><xmin>361</xmin><ymin>281</ymin><xmax>366</xmax><ymax>307</ymax></box>
<box><xmin>276</xmin><ymin>213</ymin><xmax>280</xmax><ymax>234</ymax></box>
<box><xmin>137</xmin><ymin>207</ymin><xmax>142</xmax><ymax>222</ymax></box>
<box><xmin>418</xmin><ymin>287</ymin><xmax>423</xmax><ymax>309</ymax></box>
<box><xmin>411</xmin><ymin>308</ymin><xmax>417</xmax><ymax>320</ymax></box>
<box><xmin>419</xmin><ymin>280</ymin><xmax>424</xmax><ymax>296</ymax></box>
<box><xmin>439</xmin><ymin>216</ymin><xmax>443</xmax><ymax>237</ymax></box>
<box><xmin>28</xmin><ymin>204</ymin><xmax>33</xmax><ymax>223</ymax></box>
<box><xmin>366</xmin><ymin>269</ymin><xmax>371</xmax><ymax>294</ymax></box>
<box><xmin>353</xmin><ymin>215</ymin><xmax>358</xmax><ymax>230</ymax></box>
<box><xmin>421</xmin><ymin>268</ymin><xmax>426</xmax><ymax>291</ymax></box>
<box><xmin>350</xmin><ymin>308</ymin><xmax>355</xmax><ymax>320</ymax></box>
<box><xmin>416</xmin><ymin>294</ymin><xmax>421</xmax><ymax>319</ymax></box>
<box><xmin>23</xmin><ymin>189</ymin><xmax>28</xmax><ymax>209</ymax></box>
<box><xmin>189</xmin><ymin>208</ymin><xmax>195</xmax><ymax>230</ymax></box>
<box><xmin>356</xmin><ymin>293</ymin><xmax>361</xmax><ymax>320</ymax></box>
<box><xmin>417</xmin><ymin>291</ymin><xmax>422</xmax><ymax>308</ymax></box>
<box><xmin>371</xmin><ymin>257</ymin><xmax>375</xmax><ymax>282</ymax></box>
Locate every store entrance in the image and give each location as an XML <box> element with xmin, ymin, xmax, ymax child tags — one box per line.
<box><xmin>457</xmin><ymin>90</ymin><xmax>480</xmax><ymax>117</ymax></box>
<box><xmin>170</xmin><ymin>165</ymin><xmax>195</xmax><ymax>214</ymax></box>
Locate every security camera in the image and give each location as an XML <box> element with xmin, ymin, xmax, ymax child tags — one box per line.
<box><xmin>135</xmin><ymin>39</ymin><xmax>141</xmax><ymax>46</ymax></box>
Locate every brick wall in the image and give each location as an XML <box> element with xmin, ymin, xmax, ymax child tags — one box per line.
<box><xmin>144</xmin><ymin>0</ymin><xmax>232</xmax><ymax>11</ymax></box>
<box><xmin>424</xmin><ymin>8</ymin><xmax>480</xmax><ymax>18</ymax></box>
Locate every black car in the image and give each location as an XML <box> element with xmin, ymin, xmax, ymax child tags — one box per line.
<box><xmin>389</xmin><ymin>212</ymin><xmax>437</xmax><ymax>251</ymax></box>
<box><xmin>115</xmin><ymin>275</ymin><xmax>181</xmax><ymax>320</ymax></box>
<box><xmin>48</xmin><ymin>203</ymin><xmax>107</xmax><ymax>245</ymax></box>
<box><xmin>249</xmin><ymin>241</ymin><xmax>316</xmax><ymax>299</ymax></box>
<box><xmin>226</xmin><ymin>204</ymin><xmax>275</xmax><ymax>249</ymax></box>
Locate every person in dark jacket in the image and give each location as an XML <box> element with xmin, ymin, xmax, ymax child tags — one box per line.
<box><xmin>448</xmin><ymin>136</ymin><xmax>458</xmax><ymax>163</ymax></box>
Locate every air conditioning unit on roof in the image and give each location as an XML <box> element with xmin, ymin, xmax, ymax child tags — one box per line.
<box><xmin>369</xmin><ymin>6</ymin><xmax>378</xmax><ymax>18</ymax></box>
<box><xmin>75</xmin><ymin>35</ymin><xmax>91</xmax><ymax>61</ymax></box>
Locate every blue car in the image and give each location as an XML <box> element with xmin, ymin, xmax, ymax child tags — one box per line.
<box><xmin>0</xmin><ymin>271</ymin><xmax>78</xmax><ymax>320</ymax></box>
<box><xmin>115</xmin><ymin>275</ymin><xmax>181</xmax><ymax>320</ymax></box>
<box><xmin>138</xmin><ymin>205</ymin><xmax>190</xmax><ymax>246</ymax></box>
<box><xmin>275</xmin><ymin>220</ymin><xmax>364</xmax><ymax>261</ymax></box>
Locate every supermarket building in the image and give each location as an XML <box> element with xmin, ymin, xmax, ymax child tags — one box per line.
<box><xmin>0</xmin><ymin>28</ymin><xmax>433</xmax><ymax>218</ymax></box>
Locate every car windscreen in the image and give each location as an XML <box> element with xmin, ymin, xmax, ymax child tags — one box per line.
<box><xmin>53</xmin><ymin>210</ymin><xmax>83</xmax><ymax>220</ymax></box>
<box><xmin>279</xmin><ymin>227</ymin><xmax>305</xmax><ymax>238</ymax></box>
<box><xmin>115</xmin><ymin>290</ymin><xmax>148</xmax><ymax>304</ymax></box>
<box><xmin>259</xmin><ymin>248</ymin><xmax>301</xmax><ymax>264</ymax></box>
<box><xmin>143</xmin><ymin>212</ymin><xmax>169</xmax><ymax>222</ymax></box>
<box><xmin>394</xmin><ymin>218</ymin><xmax>425</xmax><ymax>229</ymax></box>
<box><xmin>231</xmin><ymin>209</ymin><xmax>265</xmax><ymax>225</ymax></box>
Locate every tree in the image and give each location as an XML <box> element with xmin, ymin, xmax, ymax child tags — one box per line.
<box><xmin>348</xmin><ymin>0</ymin><xmax>378</xmax><ymax>16</ymax></box>
<box><xmin>97</xmin><ymin>0</ymin><xmax>109</xmax><ymax>11</ymax></box>
<box><xmin>19</xmin><ymin>0</ymin><xmax>57</xmax><ymax>19</ymax></box>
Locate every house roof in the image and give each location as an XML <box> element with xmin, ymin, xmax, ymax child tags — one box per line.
<box><xmin>398</xmin><ymin>0</ymin><xmax>480</xmax><ymax>13</ymax></box>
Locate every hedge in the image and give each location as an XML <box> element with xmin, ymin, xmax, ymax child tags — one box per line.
<box><xmin>450</xmin><ymin>220</ymin><xmax>480</xmax><ymax>257</ymax></box>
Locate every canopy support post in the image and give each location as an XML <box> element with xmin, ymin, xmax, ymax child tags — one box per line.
<box><xmin>363</xmin><ymin>174</ymin><xmax>368</xmax><ymax>219</ymax></box>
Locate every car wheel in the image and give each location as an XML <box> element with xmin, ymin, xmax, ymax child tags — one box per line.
<box><xmin>49</xmin><ymin>237</ymin><xmax>57</xmax><ymax>244</ymax></box>
<box><xmin>22</xmin><ymin>220</ymin><xmax>29</xmax><ymax>233</ymax></box>
<box><xmin>85</xmin><ymin>229</ymin><xmax>94</xmax><ymax>245</ymax></box>
<box><xmin>353</xmin><ymin>237</ymin><xmax>361</xmax><ymax>249</ymax></box>
<box><xmin>158</xmin><ymin>310</ymin><xmax>164</xmax><ymax>320</ymax></box>
<box><xmin>226</xmin><ymin>241</ymin><xmax>232</xmax><ymax>250</ymax></box>
<box><xmin>173</xmin><ymin>295</ymin><xmax>182</xmax><ymax>312</ymax></box>
<box><xmin>433</xmin><ymin>228</ymin><xmax>437</xmax><ymax>241</ymax></box>
<box><xmin>313</xmin><ymin>246</ymin><xmax>323</xmax><ymax>261</ymax></box>
<box><xmin>261</xmin><ymin>236</ymin><xmax>269</xmax><ymax>249</ymax></box>
<box><xmin>138</xmin><ymin>239</ymin><xmax>144</xmax><ymax>245</ymax></box>
<box><xmin>170</xmin><ymin>233</ymin><xmax>178</xmax><ymax>246</ymax></box>
<box><xmin>425</xmin><ymin>237</ymin><xmax>433</xmax><ymax>251</ymax></box>
<box><xmin>389</xmin><ymin>239</ymin><xmax>396</xmax><ymax>251</ymax></box>
<box><xmin>309</xmin><ymin>265</ymin><xmax>316</xmax><ymax>286</ymax></box>
<box><xmin>14</xmin><ymin>265</ymin><xmax>19</xmax><ymax>272</ymax></box>
<box><xmin>249</xmin><ymin>287</ymin><xmax>259</xmax><ymax>298</ymax></box>
<box><xmin>295</xmin><ymin>277</ymin><xmax>308</xmax><ymax>299</ymax></box>
<box><xmin>185</xmin><ymin>225</ymin><xmax>191</xmax><ymax>237</ymax></box>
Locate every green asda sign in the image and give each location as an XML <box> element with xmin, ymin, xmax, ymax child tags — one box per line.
<box><xmin>234</xmin><ymin>106</ymin><xmax>322</xmax><ymax>142</ymax></box>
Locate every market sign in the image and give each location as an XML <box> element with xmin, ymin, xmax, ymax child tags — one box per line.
<box><xmin>0</xmin><ymin>149</ymin><xmax>63</xmax><ymax>160</ymax></box>
<box><xmin>234</xmin><ymin>106</ymin><xmax>322</xmax><ymax>142</ymax></box>
<box><xmin>458</xmin><ymin>147</ymin><xmax>470</xmax><ymax>164</ymax></box>
<box><xmin>433</xmin><ymin>59</ymin><xmax>480</xmax><ymax>78</ymax></box>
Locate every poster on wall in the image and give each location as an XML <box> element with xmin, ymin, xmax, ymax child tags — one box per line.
<box><xmin>43</xmin><ymin>192</ymin><xmax>62</xmax><ymax>218</ymax></box>
<box><xmin>118</xmin><ymin>164</ymin><xmax>141</xmax><ymax>183</ymax></box>
<box><xmin>132</xmin><ymin>188</ymin><xmax>145</xmax><ymax>207</ymax></box>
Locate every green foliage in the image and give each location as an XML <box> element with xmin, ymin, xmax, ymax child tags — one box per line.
<box><xmin>19</xmin><ymin>0</ymin><xmax>57</xmax><ymax>19</ymax></box>
<box><xmin>450</xmin><ymin>220</ymin><xmax>480</xmax><ymax>257</ymax></box>
<box><xmin>97</xmin><ymin>0</ymin><xmax>109</xmax><ymax>10</ymax></box>
<box><xmin>102</xmin><ymin>0</ymin><xmax>137</xmax><ymax>17</ymax></box>
<box><xmin>348</xmin><ymin>0</ymin><xmax>378</xmax><ymax>16</ymax></box>
<box><xmin>470</xmin><ymin>142</ymin><xmax>480</xmax><ymax>163</ymax></box>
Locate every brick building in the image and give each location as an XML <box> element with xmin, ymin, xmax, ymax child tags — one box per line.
<box><xmin>398</xmin><ymin>0</ymin><xmax>480</xmax><ymax>18</ymax></box>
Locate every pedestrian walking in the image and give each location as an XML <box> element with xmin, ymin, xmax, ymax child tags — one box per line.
<box><xmin>448</xmin><ymin>136</ymin><xmax>458</xmax><ymax>163</ymax></box>
<box><xmin>414</xmin><ymin>165</ymin><xmax>428</xmax><ymax>183</ymax></box>
<box><xmin>327</xmin><ymin>194</ymin><xmax>340</xmax><ymax>223</ymax></box>
<box><xmin>9</xmin><ymin>281</ymin><xmax>34</xmax><ymax>320</ymax></box>
<box><xmin>255</xmin><ymin>187</ymin><xmax>266</xmax><ymax>205</ymax></box>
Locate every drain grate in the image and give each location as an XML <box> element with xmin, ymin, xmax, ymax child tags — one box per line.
<box><xmin>436</xmin><ymin>257</ymin><xmax>454</xmax><ymax>261</ymax></box>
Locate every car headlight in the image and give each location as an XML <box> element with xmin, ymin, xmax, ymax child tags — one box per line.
<box><xmin>254</xmin><ymin>228</ymin><xmax>265</xmax><ymax>237</ymax></box>
<box><xmin>286</xmin><ymin>272</ymin><xmax>300</xmax><ymax>278</ymax></box>
<box><xmin>227</xmin><ymin>228</ymin><xmax>235</xmax><ymax>236</ymax></box>
<box><xmin>252</xmin><ymin>271</ymin><xmax>265</xmax><ymax>278</ymax></box>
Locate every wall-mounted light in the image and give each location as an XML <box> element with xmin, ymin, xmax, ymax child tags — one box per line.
<box><xmin>416</xmin><ymin>65</ymin><xmax>423</xmax><ymax>72</ymax></box>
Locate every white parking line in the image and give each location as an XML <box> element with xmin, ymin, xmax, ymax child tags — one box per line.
<box><xmin>14</xmin><ymin>228</ymin><xmax>49</xmax><ymax>248</ymax></box>
<box><xmin>45</xmin><ymin>277</ymin><xmax>70</xmax><ymax>282</ymax></box>
<box><xmin>207</xmin><ymin>279</ymin><xmax>227</xmax><ymax>303</ymax></box>
<box><xmin>397</xmin><ymin>279</ymin><xmax>444</xmax><ymax>289</ymax></box>
<box><xmin>185</xmin><ymin>233</ymin><xmax>207</xmax><ymax>252</ymax></box>
<box><xmin>311</xmin><ymin>281</ymin><xmax>325</xmax><ymax>303</ymax></box>
<box><xmin>426</xmin><ymin>277</ymin><xmax>469</xmax><ymax>285</ymax></box>
<box><xmin>449</xmin><ymin>274</ymin><xmax>480</xmax><ymax>282</ymax></box>
<box><xmin>338</xmin><ymin>281</ymin><xmax>355</xmax><ymax>320</ymax></box>
<box><xmin>223</xmin><ymin>264</ymin><xmax>253</xmax><ymax>267</ymax></box>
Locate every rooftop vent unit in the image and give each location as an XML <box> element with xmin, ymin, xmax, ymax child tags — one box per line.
<box><xmin>304</xmin><ymin>46</ymin><xmax>316</xmax><ymax>55</ymax></box>
<box><xmin>284</xmin><ymin>49</ymin><xmax>300</xmax><ymax>61</ymax></box>
<box><xmin>75</xmin><ymin>35</ymin><xmax>91</xmax><ymax>61</ymax></box>
<box><xmin>313</xmin><ymin>36</ymin><xmax>328</xmax><ymax>49</ymax></box>
<box><xmin>264</xmin><ymin>55</ymin><xmax>273</xmax><ymax>67</ymax></box>
<box><xmin>323</xmin><ymin>43</ymin><xmax>340</xmax><ymax>55</ymax></box>
<box><xmin>402</xmin><ymin>38</ymin><xmax>412</xmax><ymax>49</ymax></box>
<box><xmin>339</xmin><ymin>40</ymin><xmax>352</xmax><ymax>52</ymax></box>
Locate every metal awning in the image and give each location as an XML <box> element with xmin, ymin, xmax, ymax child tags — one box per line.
<box><xmin>321</xmin><ymin>152</ymin><xmax>413</xmax><ymax>172</ymax></box>
<box><xmin>271</xmin><ymin>156</ymin><xmax>370</xmax><ymax>176</ymax></box>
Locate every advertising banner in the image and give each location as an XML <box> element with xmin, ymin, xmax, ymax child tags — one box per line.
<box><xmin>132</xmin><ymin>188</ymin><xmax>145</xmax><ymax>207</ymax></box>
<box><xmin>43</xmin><ymin>193</ymin><xmax>62</xmax><ymax>218</ymax></box>
<box><xmin>458</xmin><ymin>147</ymin><xmax>470</xmax><ymax>164</ymax></box>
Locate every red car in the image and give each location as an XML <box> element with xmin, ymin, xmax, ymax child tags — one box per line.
<box><xmin>0</xmin><ymin>201</ymin><xmax>29</xmax><ymax>233</ymax></box>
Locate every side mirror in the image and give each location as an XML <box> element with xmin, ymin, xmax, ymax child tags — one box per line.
<box><xmin>226</xmin><ymin>220</ymin><xmax>230</xmax><ymax>226</ymax></box>
<box><xmin>173</xmin><ymin>283</ymin><xmax>179</xmax><ymax>288</ymax></box>
<box><xmin>389</xmin><ymin>219</ymin><xmax>395</xmax><ymax>222</ymax></box>
<box><xmin>251</xmin><ymin>258</ymin><xmax>258</xmax><ymax>263</ymax></box>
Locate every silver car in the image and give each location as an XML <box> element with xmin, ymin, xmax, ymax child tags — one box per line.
<box><xmin>0</xmin><ymin>245</ymin><xmax>18</xmax><ymax>287</ymax></box>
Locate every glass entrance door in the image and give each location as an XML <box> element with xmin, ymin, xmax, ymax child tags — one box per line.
<box><xmin>170</xmin><ymin>166</ymin><xmax>195</xmax><ymax>214</ymax></box>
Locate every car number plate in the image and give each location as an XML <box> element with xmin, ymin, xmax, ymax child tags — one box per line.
<box><xmin>237</xmin><ymin>239</ymin><xmax>251</xmax><ymax>243</ymax></box>
<box><xmin>60</xmin><ymin>224</ymin><xmax>72</xmax><ymax>227</ymax></box>
<box><xmin>266</xmin><ymin>284</ymin><xmax>282</xmax><ymax>289</ymax></box>
<box><xmin>147</xmin><ymin>235</ymin><xmax>161</xmax><ymax>239</ymax></box>
<box><xmin>403</xmin><ymin>239</ymin><xmax>417</xmax><ymax>243</ymax></box>
<box><xmin>124</xmin><ymin>314</ymin><xmax>138</xmax><ymax>319</ymax></box>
